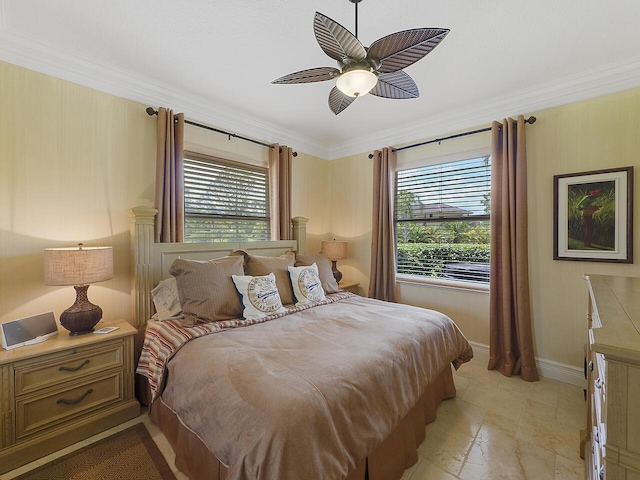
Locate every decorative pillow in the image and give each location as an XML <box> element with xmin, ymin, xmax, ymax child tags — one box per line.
<box><xmin>234</xmin><ymin>251</ymin><xmax>296</xmax><ymax>305</ymax></box>
<box><xmin>232</xmin><ymin>273</ymin><xmax>287</xmax><ymax>320</ymax></box>
<box><xmin>295</xmin><ymin>253</ymin><xmax>340</xmax><ymax>294</ymax></box>
<box><xmin>288</xmin><ymin>263</ymin><xmax>326</xmax><ymax>305</ymax></box>
<box><xmin>169</xmin><ymin>255</ymin><xmax>244</xmax><ymax>323</ymax></box>
<box><xmin>150</xmin><ymin>277</ymin><xmax>182</xmax><ymax>320</ymax></box>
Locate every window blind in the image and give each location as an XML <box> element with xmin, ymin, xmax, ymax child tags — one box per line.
<box><xmin>395</xmin><ymin>156</ymin><xmax>491</xmax><ymax>283</ymax></box>
<box><xmin>184</xmin><ymin>154</ymin><xmax>270</xmax><ymax>242</ymax></box>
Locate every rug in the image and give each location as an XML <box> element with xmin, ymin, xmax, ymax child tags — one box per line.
<box><xmin>14</xmin><ymin>423</ymin><xmax>177</xmax><ymax>480</ymax></box>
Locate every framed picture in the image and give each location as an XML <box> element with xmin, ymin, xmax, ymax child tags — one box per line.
<box><xmin>553</xmin><ymin>166</ymin><xmax>633</xmax><ymax>263</ymax></box>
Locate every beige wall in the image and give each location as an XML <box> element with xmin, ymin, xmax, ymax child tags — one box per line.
<box><xmin>328</xmin><ymin>87</ymin><xmax>640</xmax><ymax>369</ymax></box>
<box><xmin>325</xmin><ymin>153</ymin><xmax>374</xmax><ymax>293</ymax></box>
<box><xmin>0</xmin><ymin>61</ymin><xmax>330</xmax><ymax>328</ymax></box>
<box><xmin>527</xmin><ymin>88</ymin><xmax>640</xmax><ymax>366</ymax></box>
<box><xmin>2</xmin><ymin>58</ymin><xmax>639</xmax><ymax>370</ymax></box>
<box><xmin>0</xmin><ymin>61</ymin><xmax>157</xmax><ymax>325</ymax></box>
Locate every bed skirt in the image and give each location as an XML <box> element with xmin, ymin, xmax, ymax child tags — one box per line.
<box><xmin>148</xmin><ymin>365</ymin><xmax>457</xmax><ymax>480</ymax></box>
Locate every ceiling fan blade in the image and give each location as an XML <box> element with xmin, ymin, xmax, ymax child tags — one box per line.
<box><xmin>367</xmin><ymin>28</ymin><xmax>449</xmax><ymax>74</ymax></box>
<box><xmin>370</xmin><ymin>71</ymin><xmax>419</xmax><ymax>99</ymax></box>
<box><xmin>272</xmin><ymin>67</ymin><xmax>341</xmax><ymax>84</ymax></box>
<box><xmin>328</xmin><ymin>87</ymin><xmax>356</xmax><ymax>115</ymax></box>
<box><xmin>314</xmin><ymin>12</ymin><xmax>367</xmax><ymax>62</ymax></box>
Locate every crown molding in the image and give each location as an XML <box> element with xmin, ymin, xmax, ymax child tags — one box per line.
<box><xmin>0</xmin><ymin>27</ymin><xmax>329</xmax><ymax>159</ymax></box>
<box><xmin>1</xmin><ymin>21</ymin><xmax>639</xmax><ymax>162</ymax></box>
<box><xmin>327</xmin><ymin>56</ymin><xmax>640</xmax><ymax>160</ymax></box>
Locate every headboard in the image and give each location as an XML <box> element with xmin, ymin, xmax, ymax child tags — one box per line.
<box><xmin>129</xmin><ymin>206</ymin><xmax>309</xmax><ymax>331</ymax></box>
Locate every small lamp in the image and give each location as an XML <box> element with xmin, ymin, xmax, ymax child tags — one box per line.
<box><xmin>44</xmin><ymin>243</ymin><xmax>113</xmax><ymax>336</ymax></box>
<box><xmin>321</xmin><ymin>240</ymin><xmax>348</xmax><ymax>283</ymax></box>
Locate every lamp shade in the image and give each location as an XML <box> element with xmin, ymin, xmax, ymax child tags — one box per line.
<box><xmin>336</xmin><ymin>69</ymin><xmax>378</xmax><ymax>98</ymax></box>
<box><xmin>44</xmin><ymin>245</ymin><xmax>113</xmax><ymax>286</ymax></box>
<box><xmin>321</xmin><ymin>240</ymin><xmax>348</xmax><ymax>261</ymax></box>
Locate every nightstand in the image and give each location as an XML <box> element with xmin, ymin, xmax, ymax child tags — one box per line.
<box><xmin>0</xmin><ymin>318</ymin><xmax>140</xmax><ymax>474</ymax></box>
<box><xmin>339</xmin><ymin>280</ymin><xmax>360</xmax><ymax>294</ymax></box>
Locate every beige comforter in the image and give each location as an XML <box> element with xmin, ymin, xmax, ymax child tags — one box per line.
<box><xmin>160</xmin><ymin>295</ymin><xmax>472</xmax><ymax>480</ymax></box>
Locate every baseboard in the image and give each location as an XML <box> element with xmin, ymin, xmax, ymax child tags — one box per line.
<box><xmin>468</xmin><ymin>341</ymin><xmax>586</xmax><ymax>387</ymax></box>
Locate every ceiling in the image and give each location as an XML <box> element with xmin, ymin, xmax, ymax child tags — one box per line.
<box><xmin>2</xmin><ymin>0</ymin><xmax>640</xmax><ymax>160</ymax></box>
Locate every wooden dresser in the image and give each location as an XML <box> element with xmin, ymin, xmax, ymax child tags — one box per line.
<box><xmin>0</xmin><ymin>318</ymin><xmax>140</xmax><ymax>474</ymax></box>
<box><xmin>584</xmin><ymin>275</ymin><xmax>640</xmax><ymax>480</ymax></box>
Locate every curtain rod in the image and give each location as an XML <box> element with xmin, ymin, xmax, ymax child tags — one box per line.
<box><xmin>145</xmin><ymin>107</ymin><xmax>297</xmax><ymax>157</ymax></box>
<box><xmin>367</xmin><ymin>116</ymin><xmax>536</xmax><ymax>159</ymax></box>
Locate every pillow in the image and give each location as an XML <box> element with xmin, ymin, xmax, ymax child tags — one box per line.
<box><xmin>150</xmin><ymin>277</ymin><xmax>182</xmax><ymax>320</ymax></box>
<box><xmin>169</xmin><ymin>255</ymin><xmax>244</xmax><ymax>323</ymax></box>
<box><xmin>235</xmin><ymin>251</ymin><xmax>296</xmax><ymax>305</ymax></box>
<box><xmin>288</xmin><ymin>263</ymin><xmax>326</xmax><ymax>305</ymax></box>
<box><xmin>295</xmin><ymin>253</ymin><xmax>340</xmax><ymax>294</ymax></box>
<box><xmin>232</xmin><ymin>273</ymin><xmax>287</xmax><ymax>320</ymax></box>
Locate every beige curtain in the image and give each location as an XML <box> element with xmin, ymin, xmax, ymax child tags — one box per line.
<box><xmin>368</xmin><ymin>147</ymin><xmax>397</xmax><ymax>302</ymax></box>
<box><xmin>269</xmin><ymin>144</ymin><xmax>292</xmax><ymax>240</ymax></box>
<box><xmin>488</xmin><ymin>115</ymin><xmax>539</xmax><ymax>382</ymax></box>
<box><xmin>154</xmin><ymin>107</ymin><xmax>185</xmax><ymax>243</ymax></box>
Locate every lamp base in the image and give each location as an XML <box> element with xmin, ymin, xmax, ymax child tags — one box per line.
<box><xmin>330</xmin><ymin>260</ymin><xmax>343</xmax><ymax>284</ymax></box>
<box><xmin>60</xmin><ymin>285</ymin><xmax>103</xmax><ymax>336</ymax></box>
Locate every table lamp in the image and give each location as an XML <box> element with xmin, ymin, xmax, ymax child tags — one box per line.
<box><xmin>44</xmin><ymin>243</ymin><xmax>113</xmax><ymax>335</ymax></box>
<box><xmin>321</xmin><ymin>240</ymin><xmax>347</xmax><ymax>283</ymax></box>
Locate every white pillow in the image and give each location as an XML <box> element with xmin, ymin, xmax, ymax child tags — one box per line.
<box><xmin>288</xmin><ymin>263</ymin><xmax>326</xmax><ymax>305</ymax></box>
<box><xmin>151</xmin><ymin>277</ymin><xmax>183</xmax><ymax>320</ymax></box>
<box><xmin>232</xmin><ymin>273</ymin><xmax>287</xmax><ymax>320</ymax></box>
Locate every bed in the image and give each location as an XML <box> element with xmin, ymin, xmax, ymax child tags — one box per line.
<box><xmin>130</xmin><ymin>207</ymin><xmax>473</xmax><ymax>480</ymax></box>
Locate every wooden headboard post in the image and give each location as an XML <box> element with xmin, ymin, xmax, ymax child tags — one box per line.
<box><xmin>292</xmin><ymin>217</ymin><xmax>309</xmax><ymax>254</ymax></box>
<box><xmin>129</xmin><ymin>206</ymin><xmax>157</xmax><ymax>330</ymax></box>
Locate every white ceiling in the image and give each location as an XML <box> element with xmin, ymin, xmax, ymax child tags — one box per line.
<box><xmin>2</xmin><ymin>0</ymin><xmax>640</xmax><ymax>160</ymax></box>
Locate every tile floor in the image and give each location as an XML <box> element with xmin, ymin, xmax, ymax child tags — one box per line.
<box><xmin>4</xmin><ymin>359</ymin><xmax>586</xmax><ymax>480</ymax></box>
<box><xmin>402</xmin><ymin>359</ymin><xmax>586</xmax><ymax>480</ymax></box>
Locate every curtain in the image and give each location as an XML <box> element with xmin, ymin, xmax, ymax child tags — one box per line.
<box><xmin>368</xmin><ymin>147</ymin><xmax>397</xmax><ymax>302</ymax></box>
<box><xmin>488</xmin><ymin>115</ymin><xmax>539</xmax><ymax>382</ymax></box>
<box><xmin>269</xmin><ymin>144</ymin><xmax>292</xmax><ymax>240</ymax></box>
<box><xmin>154</xmin><ymin>107</ymin><xmax>185</xmax><ymax>243</ymax></box>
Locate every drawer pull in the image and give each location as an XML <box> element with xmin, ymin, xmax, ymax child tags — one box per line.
<box><xmin>595</xmin><ymin>431</ymin><xmax>600</xmax><ymax>443</ymax></box>
<box><xmin>588</xmin><ymin>361</ymin><xmax>594</xmax><ymax>372</ymax></box>
<box><xmin>56</xmin><ymin>389</ymin><xmax>93</xmax><ymax>405</ymax></box>
<box><xmin>59</xmin><ymin>359</ymin><xmax>90</xmax><ymax>372</ymax></box>
<box><xmin>599</xmin><ymin>465</ymin><xmax>604</xmax><ymax>480</ymax></box>
<box><xmin>595</xmin><ymin>378</ymin><xmax>602</xmax><ymax>389</ymax></box>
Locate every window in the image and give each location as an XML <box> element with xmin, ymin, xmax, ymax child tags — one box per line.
<box><xmin>183</xmin><ymin>152</ymin><xmax>270</xmax><ymax>242</ymax></box>
<box><xmin>395</xmin><ymin>155</ymin><xmax>491</xmax><ymax>283</ymax></box>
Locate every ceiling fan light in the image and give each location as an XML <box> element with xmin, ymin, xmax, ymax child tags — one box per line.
<box><xmin>336</xmin><ymin>69</ymin><xmax>378</xmax><ymax>98</ymax></box>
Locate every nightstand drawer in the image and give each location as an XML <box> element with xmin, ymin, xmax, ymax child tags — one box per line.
<box><xmin>16</xmin><ymin>371</ymin><xmax>123</xmax><ymax>439</ymax></box>
<box><xmin>0</xmin><ymin>319</ymin><xmax>138</xmax><ymax>475</ymax></box>
<box><xmin>14</xmin><ymin>342</ymin><xmax>123</xmax><ymax>395</ymax></box>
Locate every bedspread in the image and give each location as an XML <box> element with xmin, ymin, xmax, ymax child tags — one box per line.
<box><xmin>138</xmin><ymin>292</ymin><xmax>355</xmax><ymax>400</ymax></box>
<box><xmin>157</xmin><ymin>295</ymin><xmax>472</xmax><ymax>480</ymax></box>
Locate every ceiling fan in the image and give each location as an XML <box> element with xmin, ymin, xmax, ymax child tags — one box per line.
<box><xmin>272</xmin><ymin>0</ymin><xmax>449</xmax><ymax>115</ymax></box>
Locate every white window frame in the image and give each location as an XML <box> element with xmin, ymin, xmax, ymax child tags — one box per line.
<box><xmin>395</xmin><ymin>147</ymin><xmax>491</xmax><ymax>292</ymax></box>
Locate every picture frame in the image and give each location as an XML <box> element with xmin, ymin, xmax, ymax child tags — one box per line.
<box><xmin>553</xmin><ymin>166</ymin><xmax>633</xmax><ymax>263</ymax></box>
